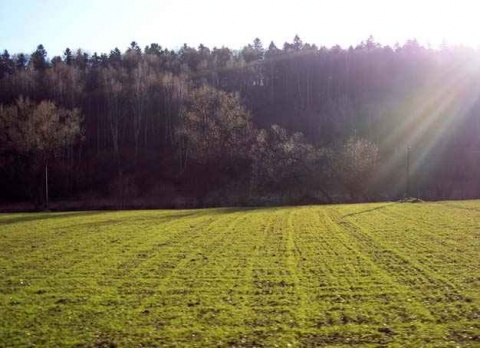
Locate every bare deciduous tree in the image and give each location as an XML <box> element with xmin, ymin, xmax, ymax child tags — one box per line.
<box><xmin>0</xmin><ymin>97</ymin><xmax>83</xmax><ymax>207</ymax></box>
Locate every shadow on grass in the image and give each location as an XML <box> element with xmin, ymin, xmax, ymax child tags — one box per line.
<box><xmin>70</xmin><ymin>206</ymin><xmax>290</xmax><ymax>229</ymax></box>
<box><xmin>212</xmin><ymin>205</ymin><xmax>289</xmax><ymax>212</ymax></box>
<box><xmin>0</xmin><ymin>211</ymin><xmax>111</xmax><ymax>226</ymax></box>
<box><xmin>68</xmin><ymin>210</ymin><xmax>210</xmax><ymax>229</ymax></box>
<box><xmin>340</xmin><ymin>204</ymin><xmax>391</xmax><ymax>218</ymax></box>
<box><xmin>0</xmin><ymin>205</ymin><xmax>291</xmax><ymax>227</ymax></box>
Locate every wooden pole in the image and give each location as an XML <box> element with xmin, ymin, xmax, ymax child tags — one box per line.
<box><xmin>45</xmin><ymin>163</ymin><xmax>49</xmax><ymax>210</ymax></box>
<box><xmin>406</xmin><ymin>147</ymin><xmax>411</xmax><ymax>197</ymax></box>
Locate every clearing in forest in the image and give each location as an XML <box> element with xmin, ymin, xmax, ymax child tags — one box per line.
<box><xmin>1</xmin><ymin>201</ymin><xmax>480</xmax><ymax>346</ymax></box>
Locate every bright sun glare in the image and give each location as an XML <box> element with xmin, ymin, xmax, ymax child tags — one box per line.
<box><xmin>2</xmin><ymin>0</ymin><xmax>480</xmax><ymax>56</ymax></box>
<box><xmin>264</xmin><ymin>0</ymin><xmax>480</xmax><ymax>50</ymax></box>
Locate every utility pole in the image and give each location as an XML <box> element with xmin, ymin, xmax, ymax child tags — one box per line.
<box><xmin>45</xmin><ymin>163</ymin><xmax>49</xmax><ymax>211</ymax></box>
<box><xmin>406</xmin><ymin>147</ymin><xmax>411</xmax><ymax>197</ymax></box>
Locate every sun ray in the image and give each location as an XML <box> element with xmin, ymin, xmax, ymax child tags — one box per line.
<box><xmin>376</xmin><ymin>56</ymin><xmax>480</xmax><ymax>195</ymax></box>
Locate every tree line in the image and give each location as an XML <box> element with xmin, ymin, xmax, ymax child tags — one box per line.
<box><xmin>1</xmin><ymin>36</ymin><xmax>480</xmax><ymax>209</ymax></box>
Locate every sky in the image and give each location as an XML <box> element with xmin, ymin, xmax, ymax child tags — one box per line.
<box><xmin>1</xmin><ymin>0</ymin><xmax>480</xmax><ymax>57</ymax></box>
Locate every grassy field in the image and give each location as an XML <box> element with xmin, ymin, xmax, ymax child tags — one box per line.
<box><xmin>1</xmin><ymin>201</ymin><xmax>480</xmax><ymax>347</ymax></box>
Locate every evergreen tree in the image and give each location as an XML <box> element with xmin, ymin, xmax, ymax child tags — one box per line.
<box><xmin>31</xmin><ymin>44</ymin><xmax>48</xmax><ymax>71</ymax></box>
<box><xmin>0</xmin><ymin>50</ymin><xmax>14</xmax><ymax>78</ymax></box>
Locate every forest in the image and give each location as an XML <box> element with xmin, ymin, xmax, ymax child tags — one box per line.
<box><xmin>1</xmin><ymin>36</ymin><xmax>480</xmax><ymax>209</ymax></box>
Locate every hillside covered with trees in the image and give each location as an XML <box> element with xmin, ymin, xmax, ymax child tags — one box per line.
<box><xmin>1</xmin><ymin>36</ymin><xmax>480</xmax><ymax>209</ymax></box>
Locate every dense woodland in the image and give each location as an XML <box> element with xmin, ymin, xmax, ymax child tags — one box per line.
<box><xmin>1</xmin><ymin>36</ymin><xmax>480</xmax><ymax>209</ymax></box>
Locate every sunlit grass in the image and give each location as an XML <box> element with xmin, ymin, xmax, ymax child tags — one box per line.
<box><xmin>1</xmin><ymin>202</ymin><xmax>480</xmax><ymax>346</ymax></box>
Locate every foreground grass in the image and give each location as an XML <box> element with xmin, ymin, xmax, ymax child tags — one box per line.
<box><xmin>1</xmin><ymin>201</ymin><xmax>480</xmax><ymax>347</ymax></box>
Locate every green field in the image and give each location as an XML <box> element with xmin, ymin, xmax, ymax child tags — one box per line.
<box><xmin>1</xmin><ymin>201</ymin><xmax>480</xmax><ymax>347</ymax></box>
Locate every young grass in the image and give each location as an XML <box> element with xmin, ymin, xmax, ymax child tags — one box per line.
<box><xmin>1</xmin><ymin>202</ymin><xmax>479</xmax><ymax>346</ymax></box>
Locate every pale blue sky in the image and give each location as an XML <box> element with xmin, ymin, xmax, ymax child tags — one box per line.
<box><xmin>1</xmin><ymin>0</ymin><xmax>479</xmax><ymax>57</ymax></box>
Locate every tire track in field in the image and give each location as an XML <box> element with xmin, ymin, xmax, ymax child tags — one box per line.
<box><xmin>142</xmin><ymin>210</ymin><xmax>282</xmax><ymax>346</ymax></box>
<box><xmin>155</xmin><ymin>212</ymin><xmax>252</xmax><ymax>292</ymax></box>
<box><xmin>317</xmin><ymin>209</ymin><xmax>437</xmax><ymax>325</ymax></box>
<box><xmin>6</xmin><ymin>212</ymin><xmax>221</xmax><ymax>303</ymax></box>
<box><xmin>353</xmin><ymin>204</ymin><xmax>480</xmax><ymax>289</ymax></box>
<box><xmin>329</xmin><ymin>207</ymin><xmax>480</xmax><ymax>323</ymax></box>
<box><xmin>291</xmin><ymin>208</ymin><xmax>392</xmax><ymax>326</ymax></box>
<box><xmin>290</xmin><ymin>208</ymin><xmax>388</xmax><ymax>328</ymax></box>
<box><xmin>286</xmin><ymin>209</ymin><xmax>307</xmax><ymax>329</ymax></box>
<box><xmin>196</xmin><ymin>210</ymin><xmax>282</xmax><ymax>340</ymax></box>
<box><xmin>383</xmin><ymin>205</ymin><xmax>480</xmax><ymax>261</ymax></box>
<box><xmin>0</xmin><ymin>210</ymin><xmax>240</xmax><ymax>347</ymax></box>
<box><xmin>386</xmin><ymin>203</ymin><xmax>480</xmax><ymax>239</ymax></box>
<box><xmin>357</xmin><ymin>205</ymin><xmax>480</xmax><ymax>315</ymax></box>
<box><xmin>199</xmin><ymin>210</ymin><xmax>275</xmax><ymax>334</ymax></box>
<box><xmin>111</xmin><ymin>212</ymin><xmax>228</xmax><ymax>280</ymax></box>
<box><xmin>109</xmin><ymin>211</ymin><xmax>248</xmax><ymax>344</ymax></box>
<box><xmin>334</xmin><ymin>206</ymin><xmax>461</xmax><ymax>288</ymax></box>
<box><xmin>223</xmin><ymin>210</ymin><xmax>278</xmax><ymax>345</ymax></box>
<box><xmin>0</xmin><ymin>212</ymin><xmax>154</xmax><ymax>284</ymax></box>
<box><xmin>139</xmin><ymin>212</ymin><xmax>245</xmax><ymax>304</ymax></box>
<box><xmin>59</xmin><ymin>211</ymin><xmax>217</xmax><ymax>278</ymax></box>
<box><xmin>245</xmin><ymin>209</ymin><xmax>290</xmax><ymax>326</ymax></box>
<box><xmin>1</xmin><ymin>211</ymin><xmax>224</xmax><ymax>345</ymax></box>
<box><xmin>371</xmin><ymin>205</ymin><xmax>480</xmax><ymax>296</ymax></box>
<box><xmin>234</xmin><ymin>208</ymin><xmax>305</xmax><ymax>346</ymax></box>
<box><xmin>1</xmin><ymin>211</ymin><xmax>208</xmax><ymax>279</ymax></box>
